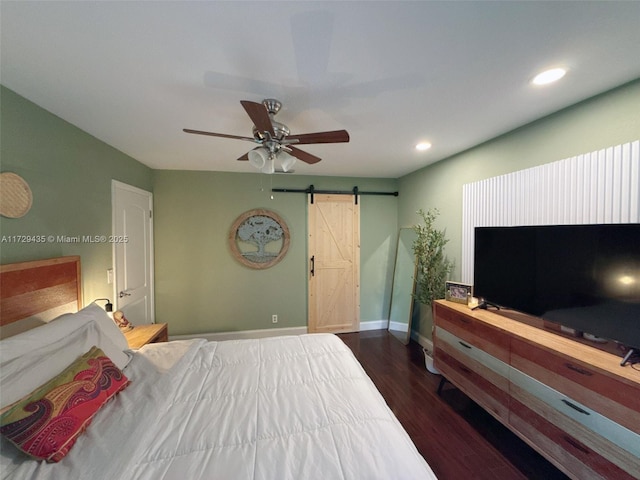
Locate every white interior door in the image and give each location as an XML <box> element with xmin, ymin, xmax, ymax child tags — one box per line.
<box><xmin>112</xmin><ymin>180</ymin><xmax>154</xmax><ymax>325</ymax></box>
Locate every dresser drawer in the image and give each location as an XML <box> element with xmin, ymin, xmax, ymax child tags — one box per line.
<box><xmin>511</xmin><ymin>336</ymin><xmax>640</xmax><ymax>435</ymax></box>
<box><xmin>509</xmin><ymin>394</ymin><xmax>636</xmax><ymax>480</ymax></box>
<box><xmin>510</xmin><ymin>368</ymin><xmax>640</xmax><ymax>479</ymax></box>
<box><xmin>434</xmin><ymin>302</ymin><xmax>510</xmax><ymax>362</ymax></box>
<box><xmin>435</xmin><ymin>326</ymin><xmax>510</xmax><ymax>422</ymax></box>
<box><xmin>436</xmin><ymin>326</ymin><xmax>510</xmax><ymax>379</ymax></box>
<box><xmin>510</xmin><ymin>368</ymin><xmax>640</xmax><ymax>458</ymax></box>
<box><xmin>435</xmin><ymin>347</ymin><xmax>510</xmax><ymax>422</ymax></box>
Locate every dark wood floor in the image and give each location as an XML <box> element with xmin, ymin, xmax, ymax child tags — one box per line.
<box><xmin>339</xmin><ymin>330</ymin><xmax>569</xmax><ymax>480</ymax></box>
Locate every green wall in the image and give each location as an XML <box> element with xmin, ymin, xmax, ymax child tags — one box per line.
<box><xmin>3</xmin><ymin>79</ymin><xmax>638</xmax><ymax>339</ymax></box>
<box><xmin>153</xmin><ymin>171</ymin><xmax>398</xmax><ymax>335</ymax></box>
<box><xmin>399</xmin><ymin>79</ymin><xmax>640</xmax><ymax>339</ymax></box>
<box><xmin>0</xmin><ymin>86</ymin><xmax>153</xmax><ymax>304</ymax></box>
<box><xmin>1</xmin><ymin>85</ymin><xmax>398</xmax><ymax>336</ymax></box>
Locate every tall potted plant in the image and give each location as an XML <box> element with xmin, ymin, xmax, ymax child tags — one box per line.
<box><xmin>412</xmin><ymin>208</ymin><xmax>454</xmax><ymax>306</ymax></box>
<box><xmin>413</xmin><ymin>208</ymin><xmax>453</xmax><ymax>374</ymax></box>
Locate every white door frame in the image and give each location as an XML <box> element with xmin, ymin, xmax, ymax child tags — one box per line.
<box><xmin>111</xmin><ymin>180</ymin><xmax>155</xmax><ymax>323</ymax></box>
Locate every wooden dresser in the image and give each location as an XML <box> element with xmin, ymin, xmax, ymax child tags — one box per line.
<box><xmin>433</xmin><ymin>299</ymin><xmax>640</xmax><ymax>480</ymax></box>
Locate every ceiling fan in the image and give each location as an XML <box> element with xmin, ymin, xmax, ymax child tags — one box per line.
<box><xmin>183</xmin><ymin>99</ymin><xmax>349</xmax><ymax>173</ymax></box>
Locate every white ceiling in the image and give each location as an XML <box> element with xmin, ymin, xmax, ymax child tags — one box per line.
<box><xmin>2</xmin><ymin>1</ymin><xmax>639</xmax><ymax>178</ymax></box>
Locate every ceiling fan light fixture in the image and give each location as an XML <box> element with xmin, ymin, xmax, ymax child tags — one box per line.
<box><xmin>262</xmin><ymin>158</ymin><xmax>275</xmax><ymax>174</ymax></box>
<box><xmin>278</xmin><ymin>151</ymin><xmax>297</xmax><ymax>173</ymax></box>
<box><xmin>248</xmin><ymin>148</ymin><xmax>269</xmax><ymax>169</ymax></box>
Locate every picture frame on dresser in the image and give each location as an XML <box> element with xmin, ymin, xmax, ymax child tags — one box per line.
<box><xmin>445</xmin><ymin>281</ymin><xmax>472</xmax><ymax>304</ymax></box>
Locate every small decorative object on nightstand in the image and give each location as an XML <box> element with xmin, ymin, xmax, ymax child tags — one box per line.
<box><xmin>113</xmin><ymin>310</ymin><xmax>134</xmax><ymax>331</ymax></box>
<box><xmin>123</xmin><ymin>323</ymin><xmax>168</xmax><ymax>349</ymax></box>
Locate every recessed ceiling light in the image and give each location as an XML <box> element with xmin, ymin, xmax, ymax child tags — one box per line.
<box><xmin>415</xmin><ymin>142</ymin><xmax>432</xmax><ymax>151</ymax></box>
<box><xmin>531</xmin><ymin>67</ymin><xmax>567</xmax><ymax>86</ymax></box>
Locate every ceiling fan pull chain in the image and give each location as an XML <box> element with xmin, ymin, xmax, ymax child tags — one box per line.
<box><xmin>270</xmin><ymin>175</ymin><xmax>274</xmax><ymax>200</ymax></box>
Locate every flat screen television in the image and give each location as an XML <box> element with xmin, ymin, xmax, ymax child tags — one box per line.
<box><xmin>473</xmin><ymin>224</ymin><xmax>640</xmax><ymax>357</ymax></box>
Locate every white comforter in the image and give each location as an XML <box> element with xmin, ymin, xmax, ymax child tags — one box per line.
<box><xmin>1</xmin><ymin>334</ymin><xmax>436</xmax><ymax>479</ymax></box>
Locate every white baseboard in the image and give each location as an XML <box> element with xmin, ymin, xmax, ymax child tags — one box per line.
<box><xmin>359</xmin><ymin>320</ymin><xmax>388</xmax><ymax>331</ymax></box>
<box><xmin>169</xmin><ymin>320</ymin><xmax>389</xmax><ymax>342</ymax></box>
<box><xmin>410</xmin><ymin>330</ymin><xmax>434</xmax><ymax>352</ymax></box>
<box><xmin>169</xmin><ymin>326</ymin><xmax>308</xmax><ymax>342</ymax></box>
<box><xmin>388</xmin><ymin>320</ymin><xmax>409</xmax><ymax>333</ymax></box>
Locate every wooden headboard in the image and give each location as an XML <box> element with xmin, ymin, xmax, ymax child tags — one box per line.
<box><xmin>0</xmin><ymin>256</ymin><xmax>81</xmax><ymax>338</ymax></box>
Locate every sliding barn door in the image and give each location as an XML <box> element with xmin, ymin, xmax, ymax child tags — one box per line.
<box><xmin>308</xmin><ymin>194</ymin><xmax>360</xmax><ymax>333</ymax></box>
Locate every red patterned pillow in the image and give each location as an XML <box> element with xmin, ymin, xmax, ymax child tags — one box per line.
<box><xmin>0</xmin><ymin>346</ymin><xmax>130</xmax><ymax>462</ymax></box>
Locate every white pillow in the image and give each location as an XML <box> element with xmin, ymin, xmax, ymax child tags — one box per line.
<box><xmin>0</xmin><ymin>320</ymin><xmax>130</xmax><ymax>409</ymax></box>
<box><xmin>0</xmin><ymin>303</ymin><xmax>129</xmax><ymax>364</ymax></box>
<box><xmin>58</xmin><ymin>303</ymin><xmax>129</xmax><ymax>351</ymax></box>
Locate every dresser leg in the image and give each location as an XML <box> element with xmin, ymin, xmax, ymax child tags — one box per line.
<box><xmin>437</xmin><ymin>377</ymin><xmax>448</xmax><ymax>396</ymax></box>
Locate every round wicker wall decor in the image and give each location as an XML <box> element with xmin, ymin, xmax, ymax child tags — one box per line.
<box><xmin>228</xmin><ymin>209</ymin><xmax>290</xmax><ymax>269</ymax></box>
<box><xmin>0</xmin><ymin>173</ymin><xmax>33</xmax><ymax>218</ymax></box>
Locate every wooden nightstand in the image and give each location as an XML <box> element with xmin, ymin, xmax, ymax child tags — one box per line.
<box><xmin>123</xmin><ymin>323</ymin><xmax>168</xmax><ymax>349</ymax></box>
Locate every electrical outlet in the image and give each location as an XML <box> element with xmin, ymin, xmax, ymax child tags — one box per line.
<box><xmin>272</xmin><ymin>314</ymin><xmax>278</xmax><ymax>324</ymax></box>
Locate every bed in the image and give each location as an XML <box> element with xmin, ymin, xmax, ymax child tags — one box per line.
<box><xmin>0</xmin><ymin>257</ymin><xmax>437</xmax><ymax>479</ymax></box>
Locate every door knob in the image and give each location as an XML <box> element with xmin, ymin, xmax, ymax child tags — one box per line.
<box><xmin>119</xmin><ymin>290</ymin><xmax>132</xmax><ymax>298</ymax></box>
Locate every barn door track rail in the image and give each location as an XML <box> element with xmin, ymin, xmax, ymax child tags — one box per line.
<box><xmin>272</xmin><ymin>185</ymin><xmax>399</xmax><ymax>204</ymax></box>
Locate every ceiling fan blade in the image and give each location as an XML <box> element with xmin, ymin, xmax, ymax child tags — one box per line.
<box><xmin>183</xmin><ymin>129</ymin><xmax>255</xmax><ymax>142</ymax></box>
<box><xmin>286</xmin><ymin>129</ymin><xmax>349</xmax><ymax>145</ymax></box>
<box><xmin>288</xmin><ymin>146</ymin><xmax>321</xmax><ymax>164</ymax></box>
<box><xmin>240</xmin><ymin>100</ymin><xmax>275</xmax><ymax>136</ymax></box>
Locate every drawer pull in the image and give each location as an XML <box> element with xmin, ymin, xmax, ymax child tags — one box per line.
<box><xmin>458</xmin><ymin>341</ymin><xmax>472</xmax><ymax>349</ymax></box>
<box><xmin>564</xmin><ymin>363</ymin><xmax>593</xmax><ymax>376</ymax></box>
<box><xmin>561</xmin><ymin>399</ymin><xmax>591</xmax><ymax>416</ymax></box>
<box><xmin>563</xmin><ymin>436</ymin><xmax>590</xmax><ymax>454</ymax></box>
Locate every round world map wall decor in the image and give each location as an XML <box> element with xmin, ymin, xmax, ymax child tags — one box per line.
<box><xmin>228</xmin><ymin>209</ymin><xmax>290</xmax><ymax>269</ymax></box>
